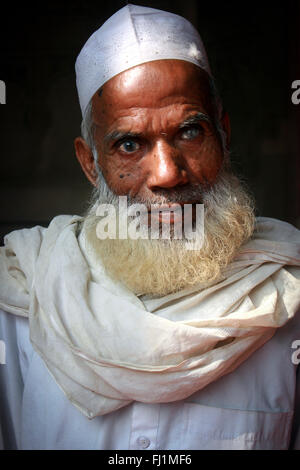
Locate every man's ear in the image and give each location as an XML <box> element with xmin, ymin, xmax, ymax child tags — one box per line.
<box><xmin>220</xmin><ymin>111</ymin><xmax>231</xmax><ymax>149</ymax></box>
<box><xmin>74</xmin><ymin>137</ymin><xmax>98</xmax><ymax>187</ymax></box>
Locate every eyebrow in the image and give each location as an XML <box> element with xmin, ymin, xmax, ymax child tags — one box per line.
<box><xmin>179</xmin><ymin>112</ymin><xmax>211</xmax><ymax>128</ymax></box>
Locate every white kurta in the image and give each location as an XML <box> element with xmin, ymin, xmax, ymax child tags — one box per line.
<box><xmin>0</xmin><ymin>306</ymin><xmax>299</xmax><ymax>450</ymax></box>
<box><xmin>1</xmin><ymin>215</ymin><xmax>300</xmax><ymax>449</ymax></box>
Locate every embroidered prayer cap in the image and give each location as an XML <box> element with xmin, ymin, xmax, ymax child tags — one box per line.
<box><xmin>75</xmin><ymin>3</ymin><xmax>212</xmax><ymax>117</ymax></box>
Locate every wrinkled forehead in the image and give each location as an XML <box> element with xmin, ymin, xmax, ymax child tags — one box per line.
<box><xmin>90</xmin><ymin>59</ymin><xmax>215</xmax><ymax>125</ymax></box>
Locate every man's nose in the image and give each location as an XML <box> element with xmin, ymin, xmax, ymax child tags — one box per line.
<box><xmin>146</xmin><ymin>140</ymin><xmax>189</xmax><ymax>190</ymax></box>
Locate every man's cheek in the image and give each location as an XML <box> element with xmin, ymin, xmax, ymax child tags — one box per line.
<box><xmin>190</xmin><ymin>152</ymin><xmax>223</xmax><ymax>185</ymax></box>
<box><xmin>104</xmin><ymin>164</ymin><xmax>142</xmax><ymax>194</ymax></box>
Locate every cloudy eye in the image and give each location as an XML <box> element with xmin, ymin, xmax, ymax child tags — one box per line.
<box><xmin>181</xmin><ymin>126</ymin><xmax>201</xmax><ymax>140</ymax></box>
<box><xmin>119</xmin><ymin>140</ymin><xmax>140</xmax><ymax>153</ymax></box>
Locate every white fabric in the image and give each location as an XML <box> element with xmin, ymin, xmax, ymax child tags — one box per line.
<box><xmin>0</xmin><ymin>307</ymin><xmax>299</xmax><ymax>450</ymax></box>
<box><xmin>75</xmin><ymin>4</ymin><xmax>211</xmax><ymax>117</ymax></box>
<box><xmin>0</xmin><ymin>215</ymin><xmax>300</xmax><ymax>420</ymax></box>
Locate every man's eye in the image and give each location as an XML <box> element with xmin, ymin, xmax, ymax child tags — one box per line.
<box><xmin>181</xmin><ymin>126</ymin><xmax>201</xmax><ymax>140</ymax></box>
<box><xmin>119</xmin><ymin>140</ymin><xmax>140</xmax><ymax>153</ymax></box>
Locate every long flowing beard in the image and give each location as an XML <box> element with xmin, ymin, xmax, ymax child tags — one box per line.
<box><xmin>82</xmin><ymin>169</ymin><xmax>255</xmax><ymax>297</ymax></box>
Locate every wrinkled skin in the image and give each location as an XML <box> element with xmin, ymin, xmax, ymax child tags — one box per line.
<box><xmin>74</xmin><ymin>59</ymin><xmax>230</xmax><ymax>204</ymax></box>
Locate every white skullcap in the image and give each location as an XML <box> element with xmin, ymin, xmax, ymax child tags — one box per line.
<box><xmin>75</xmin><ymin>4</ymin><xmax>212</xmax><ymax>117</ymax></box>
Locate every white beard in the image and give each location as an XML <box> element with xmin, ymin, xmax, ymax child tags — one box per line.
<box><xmin>82</xmin><ymin>168</ymin><xmax>255</xmax><ymax>296</ymax></box>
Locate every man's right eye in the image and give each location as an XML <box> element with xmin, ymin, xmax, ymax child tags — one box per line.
<box><xmin>119</xmin><ymin>140</ymin><xmax>140</xmax><ymax>153</ymax></box>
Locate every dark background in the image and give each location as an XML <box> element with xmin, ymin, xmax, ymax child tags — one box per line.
<box><xmin>0</xmin><ymin>0</ymin><xmax>299</xmax><ymax>243</ymax></box>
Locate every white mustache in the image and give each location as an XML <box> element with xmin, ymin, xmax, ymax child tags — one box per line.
<box><xmin>127</xmin><ymin>187</ymin><xmax>204</xmax><ymax>207</ymax></box>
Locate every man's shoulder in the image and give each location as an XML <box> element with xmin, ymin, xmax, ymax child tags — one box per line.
<box><xmin>255</xmin><ymin>216</ymin><xmax>300</xmax><ymax>241</ymax></box>
<box><xmin>1</xmin><ymin>214</ymin><xmax>82</xmax><ymax>269</ymax></box>
<box><xmin>2</xmin><ymin>214</ymin><xmax>79</xmax><ymax>247</ymax></box>
<box><xmin>0</xmin><ymin>215</ymin><xmax>82</xmax><ymax>318</ymax></box>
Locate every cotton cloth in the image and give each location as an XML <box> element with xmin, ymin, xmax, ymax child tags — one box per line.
<box><xmin>0</xmin><ymin>215</ymin><xmax>300</xmax><ymax>419</ymax></box>
<box><xmin>1</xmin><ymin>307</ymin><xmax>299</xmax><ymax>449</ymax></box>
<box><xmin>75</xmin><ymin>4</ymin><xmax>211</xmax><ymax>117</ymax></box>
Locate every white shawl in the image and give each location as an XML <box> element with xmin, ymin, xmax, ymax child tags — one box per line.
<box><xmin>1</xmin><ymin>215</ymin><xmax>300</xmax><ymax>418</ymax></box>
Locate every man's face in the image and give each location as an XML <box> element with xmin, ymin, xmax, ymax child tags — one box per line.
<box><xmin>90</xmin><ymin>60</ymin><xmax>225</xmax><ymax>205</ymax></box>
<box><xmin>76</xmin><ymin>60</ymin><xmax>254</xmax><ymax>296</ymax></box>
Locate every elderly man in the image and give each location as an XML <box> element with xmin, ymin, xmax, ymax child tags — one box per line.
<box><xmin>0</xmin><ymin>4</ymin><xmax>300</xmax><ymax>450</ymax></box>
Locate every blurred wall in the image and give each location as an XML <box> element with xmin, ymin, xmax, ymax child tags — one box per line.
<box><xmin>0</xmin><ymin>0</ymin><xmax>299</xmax><ymax>243</ymax></box>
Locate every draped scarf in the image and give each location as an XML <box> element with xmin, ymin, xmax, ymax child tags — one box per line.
<box><xmin>1</xmin><ymin>215</ymin><xmax>300</xmax><ymax>418</ymax></box>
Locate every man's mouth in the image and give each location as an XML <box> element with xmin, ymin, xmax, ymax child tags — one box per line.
<box><xmin>147</xmin><ymin>202</ymin><xmax>196</xmax><ymax>224</ymax></box>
